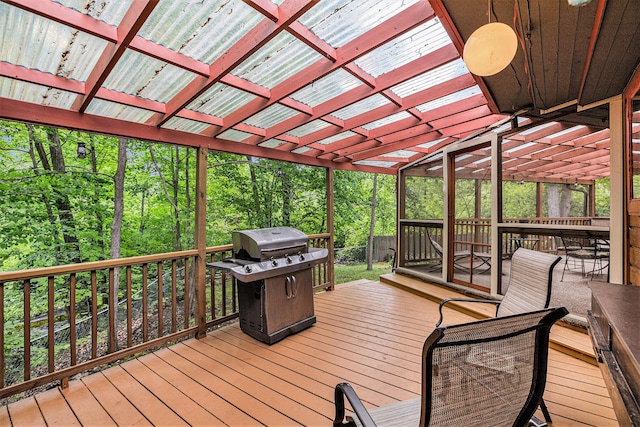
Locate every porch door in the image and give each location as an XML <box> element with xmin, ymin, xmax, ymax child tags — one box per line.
<box><xmin>448</xmin><ymin>143</ymin><xmax>492</xmax><ymax>291</ymax></box>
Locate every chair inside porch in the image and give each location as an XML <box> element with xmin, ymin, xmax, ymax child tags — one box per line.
<box><xmin>0</xmin><ymin>279</ymin><xmax>616</xmax><ymax>427</ymax></box>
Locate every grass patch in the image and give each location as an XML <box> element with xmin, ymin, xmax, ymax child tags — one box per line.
<box><xmin>334</xmin><ymin>262</ymin><xmax>393</xmax><ymax>284</ymax></box>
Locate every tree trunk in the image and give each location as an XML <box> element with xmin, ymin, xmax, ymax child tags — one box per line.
<box><xmin>89</xmin><ymin>135</ymin><xmax>105</xmax><ymax>258</ymax></box>
<box><xmin>44</xmin><ymin>128</ymin><xmax>82</xmax><ymax>264</ymax></box>
<box><xmin>367</xmin><ymin>173</ymin><xmax>378</xmax><ymax>270</ymax></box>
<box><xmin>247</xmin><ymin>156</ymin><xmax>263</xmax><ymax>228</ymax></box>
<box><xmin>109</xmin><ymin>137</ymin><xmax>127</xmax><ymax>352</ymax></box>
<box><xmin>282</xmin><ymin>168</ymin><xmax>291</xmax><ymax>226</ymax></box>
<box><xmin>173</xmin><ymin>146</ymin><xmax>182</xmax><ymax>252</ymax></box>
<box><xmin>25</xmin><ymin>125</ymin><xmax>61</xmax><ymax>263</ymax></box>
<box><xmin>547</xmin><ymin>183</ymin><xmax>573</xmax><ymax>217</ymax></box>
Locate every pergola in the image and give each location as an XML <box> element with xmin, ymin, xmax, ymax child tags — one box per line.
<box><xmin>1</xmin><ymin>0</ymin><xmax>636</xmax><ymax>181</ymax></box>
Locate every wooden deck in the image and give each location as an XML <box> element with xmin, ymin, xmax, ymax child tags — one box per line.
<box><xmin>0</xmin><ymin>279</ymin><xmax>618</xmax><ymax>426</ymax></box>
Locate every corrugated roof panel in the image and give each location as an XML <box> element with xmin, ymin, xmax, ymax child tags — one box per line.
<box><xmin>162</xmin><ymin>117</ymin><xmax>211</xmax><ymax>134</ymax></box>
<box><xmin>53</xmin><ymin>0</ymin><xmax>131</xmax><ymax>26</ymax></box>
<box><xmin>354</xmin><ymin>160</ymin><xmax>397</xmax><ymax>168</ymax></box>
<box><xmin>383</xmin><ymin>149</ymin><xmax>417</xmax><ymax>158</ymax></box>
<box><xmin>286</xmin><ymin>120</ymin><xmax>333</xmax><ymax>137</ymax></box>
<box><xmin>417</xmin><ymin>137</ymin><xmax>448</xmax><ymax>149</ymax></box>
<box><xmin>289</xmin><ymin>69</ymin><xmax>362</xmax><ymax>108</ymax></box>
<box><xmin>103</xmin><ymin>49</ymin><xmax>198</xmax><ymax>103</ymax></box>
<box><xmin>292</xmin><ymin>146</ymin><xmax>312</xmax><ymax>154</ymax></box>
<box><xmin>259</xmin><ymin>139</ymin><xmax>287</xmax><ymax>148</ymax></box>
<box><xmin>331</xmin><ymin>94</ymin><xmax>390</xmax><ymax>120</ymax></box>
<box><xmin>0</xmin><ymin>4</ymin><xmax>108</xmax><ymax>82</ymax></box>
<box><xmin>390</xmin><ymin>59</ymin><xmax>468</xmax><ymax>98</ymax></box>
<box><xmin>137</xmin><ymin>0</ymin><xmax>263</xmax><ymax>64</ymax></box>
<box><xmin>316</xmin><ymin>130</ymin><xmax>358</xmax><ymax>145</ymax></box>
<box><xmin>218</xmin><ymin>129</ymin><xmax>252</xmax><ymax>142</ymax></box>
<box><xmin>362</xmin><ymin>111</ymin><xmax>412</xmax><ymax>130</ymax></box>
<box><xmin>231</xmin><ymin>32</ymin><xmax>322</xmax><ymax>89</ymax></box>
<box><xmin>0</xmin><ymin>76</ymin><xmax>77</xmax><ymax>109</ymax></box>
<box><xmin>188</xmin><ymin>83</ymin><xmax>257</xmax><ymax>118</ymax></box>
<box><xmin>85</xmin><ymin>99</ymin><xmax>156</xmax><ymax>123</ymax></box>
<box><xmin>299</xmin><ymin>0</ymin><xmax>419</xmax><ymax>48</ymax></box>
<box><xmin>355</xmin><ymin>19</ymin><xmax>450</xmax><ymax>78</ymax></box>
<box><xmin>243</xmin><ymin>104</ymin><xmax>298</xmax><ymax>129</ymax></box>
<box><xmin>416</xmin><ymin>86</ymin><xmax>482</xmax><ymax>113</ymax></box>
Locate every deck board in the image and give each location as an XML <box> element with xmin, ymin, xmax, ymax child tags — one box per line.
<box><xmin>4</xmin><ymin>279</ymin><xmax>618</xmax><ymax>426</ymax></box>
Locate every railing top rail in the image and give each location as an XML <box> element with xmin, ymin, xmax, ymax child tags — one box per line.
<box><xmin>0</xmin><ymin>245</ymin><xmax>233</xmax><ymax>283</ymax></box>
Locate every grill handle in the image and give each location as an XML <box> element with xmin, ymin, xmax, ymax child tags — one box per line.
<box><xmin>285</xmin><ymin>276</ymin><xmax>292</xmax><ymax>299</ymax></box>
<box><xmin>291</xmin><ymin>275</ymin><xmax>297</xmax><ymax>298</ymax></box>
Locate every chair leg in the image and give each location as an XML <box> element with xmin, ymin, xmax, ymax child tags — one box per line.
<box><xmin>540</xmin><ymin>398</ymin><xmax>552</xmax><ymax>422</ymax></box>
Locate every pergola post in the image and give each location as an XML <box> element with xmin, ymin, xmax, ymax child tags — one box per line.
<box><xmin>610</xmin><ymin>96</ymin><xmax>624</xmax><ymax>284</ymax></box>
<box><xmin>326</xmin><ymin>168</ymin><xmax>335</xmax><ymax>290</ymax></box>
<box><xmin>194</xmin><ymin>146</ymin><xmax>208</xmax><ymax>338</ymax></box>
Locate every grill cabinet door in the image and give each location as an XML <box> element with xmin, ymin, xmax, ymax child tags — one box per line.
<box><xmin>264</xmin><ymin>269</ymin><xmax>313</xmax><ymax>333</ymax></box>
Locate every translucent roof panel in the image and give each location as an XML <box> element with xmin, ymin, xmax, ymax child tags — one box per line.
<box><xmin>299</xmin><ymin>0</ymin><xmax>419</xmax><ymax>48</ymax></box>
<box><xmin>289</xmin><ymin>69</ymin><xmax>363</xmax><ymax>108</ymax></box>
<box><xmin>188</xmin><ymin>83</ymin><xmax>257</xmax><ymax>119</ymax></box>
<box><xmin>286</xmin><ymin>120</ymin><xmax>334</xmax><ymax>138</ymax></box>
<box><xmin>162</xmin><ymin>117</ymin><xmax>212</xmax><ymax>134</ymax></box>
<box><xmin>315</xmin><ymin>131</ymin><xmax>358</xmax><ymax>145</ymax></box>
<box><xmin>103</xmin><ymin>50</ymin><xmax>198</xmax><ymax>103</ymax></box>
<box><xmin>231</xmin><ymin>32</ymin><xmax>322</xmax><ymax>89</ymax></box>
<box><xmin>354</xmin><ymin>160</ymin><xmax>398</xmax><ymax>168</ymax></box>
<box><xmin>0</xmin><ymin>77</ymin><xmax>77</xmax><ymax>109</ymax></box>
<box><xmin>85</xmin><ymin>99</ymin><xmax>156</xmax><ymax>123</ymax></box>
<box><xmin>384</xmin><ymin>149</ymin><xmax>418</xmax><ymax>158</ymax></box>
<box><xmin>53</xmin><ymin>0</ymin><xmax>132</xmax><ymax>26</ymax></box>
<box><xmin>331</xmin><ymin>94</ymin><xmax>390</xmax><ymax>121</ymax></box>
<box><xmin>217</xmin><ymin>129</ymin><xmax>252</xmax><ymax>142</ymax></box>
<box><xmin>390</xmin><ymin>59</ymin><xmax>469</xmax><ymax>98</ymax></box>
<box><xmin>355</xmin><ymin>18</ymin><xmax>450</xmax><ymax>78</ymax></box>
<box><xmin>417</xmin><ymin>137</ymin><xmax>448</xmax><ymax>150</ymax></box>
<box><xmin>362</xmin><ymin>111</ymin><xmax>412</xmax><ymax>130</ymax></box>
<box><xmin>243</xmin><ymin>104</ymin><xmax>299</xmax><ymax>129</ymax></box>
<box><xmin>292</xmin><ymin>146</ymin><xmax>312</xmax><ymax>154</ymax></box>
<box><xmin>416</xmin><ymin>86</ymin><xmax>482</xmax><ymax>113</ymax></box>
<box><xmin>0</xmin><ymin>4</ymin><xmax>108</xmax><ymax>82</ymax></box>
<box><xmin>137</xmin><ymin>0</ymin><xmax>263</xmax><ymax>64</ymax></box>
<box><xmin>259</xmin><ymin>139</ymin><xmax>287</xmax><ymax>148</ymax></box>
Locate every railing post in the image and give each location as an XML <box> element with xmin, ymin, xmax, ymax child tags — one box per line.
<box><xmin>326</xmin><ymin>168</ymin><xmax>335</xmax><ymax>290</ymax></box>
<box><xmin>195</xmin><ymin>146</ymin><xmax>208</xmax><ymax>338</ymax></box>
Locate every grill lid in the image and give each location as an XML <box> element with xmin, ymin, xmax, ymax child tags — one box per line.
<box><xmin>232</xmin><ymin>226</ymin><xmax>308</xmax><ymax>260</ymax></box>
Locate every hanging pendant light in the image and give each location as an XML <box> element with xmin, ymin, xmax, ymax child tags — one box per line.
<box><xmin>463</xmin><ymin>2</ymin><xmax>518</xmax><ymax>77</ymax></box>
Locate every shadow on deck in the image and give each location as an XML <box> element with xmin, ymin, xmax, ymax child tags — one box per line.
<box><xmin>0</xmin><ymin>279</ymin><xmax>617</xmax><ymax>426</ymax></box>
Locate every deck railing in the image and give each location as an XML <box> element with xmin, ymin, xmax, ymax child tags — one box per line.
<box><xmin>0</xmin><ymin>234</ymin><xmax>331</xmax><ymax>400</ymax></box>
<box><xmin>399</xmin><ymin>218</ymin><xmax>594</xmax><ymax>268</ymax></box>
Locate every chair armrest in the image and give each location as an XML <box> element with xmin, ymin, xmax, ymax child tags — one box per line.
<box><xmin>436</xmin><ymin>298</ymin><xmax>500</xmax><ymax>327</ymax></box>
<box><xmin>334</xmin><ymin>383</ymin><xmax>377</xmax><ymax>427</ymax></box>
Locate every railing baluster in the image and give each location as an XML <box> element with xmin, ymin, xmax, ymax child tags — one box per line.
<box><xmin>108</xmin><ymin>268</ymin><xmax>116</xmax><ymax>353</ymax></box>
<box><xmin>126</xmin><ymin>266</ymin><xmax>132</xmax><ymax>348</ymax></box>
<box><xmin>24</xmin><ymin>279</ymin><xmax>30</xmax><ymax>381</ymax></box>
<box><xmin>70</xmin><ymin>273</ymin><xmax>76</xmax><ymax>367</ymax></box>
<box><xmin>0</xmin><ymin>284</ymin><xmax>4</xmax><ymax>388</ymax></box>
<box><xmin>171</xmin><ymin>260</ymin><xmax>177</xmax><ymax>334</ymax></box>
<box><xmin>184</xmin><ymin>258</ymin><xmax>190</xmax><ymax>329</ymax></box>
<box><xmin>91</xmin><ymin>271</ymin><xmax>97</xmax><ymax>360</ymax></box>
<box><xmin>210</xmin><ymin>260</ymin><xmax>216</xmax><ymax>320</ymax></box>
<box><xmin>157</xmin><ymin>262</ymin><xmax>163</xmax><ymax>338</ymax></box>
<box><xmin>48</xmin><ymin>276</ymin><xmax>54</xmax><ymax>373</ymax></box>
<box><xmin>142</xmin><ymin>264</ymin><xmax>148</xmax><ymax>342</ymax></box>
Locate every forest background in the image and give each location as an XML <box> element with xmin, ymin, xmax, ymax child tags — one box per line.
<box><xmin>1</xmin><ymin>120</ymin><xmax>610</xmax><ymax>274</ymax></box>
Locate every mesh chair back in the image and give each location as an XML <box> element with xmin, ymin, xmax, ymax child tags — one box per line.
<box><xmin>421</xmin><ymin>307</ymin><xmax>567</xmax><ymax>427</ymax></box>
<box><xmin>497</xmin><ymin>248</ymin><xmax>561</xmax><ymax>317</ymax></box>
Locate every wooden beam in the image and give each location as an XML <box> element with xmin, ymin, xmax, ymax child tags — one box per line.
<box><xmin>194</xmin><ymin>146</ymin><xmax>207</xmax><ymax>339</ymax></box>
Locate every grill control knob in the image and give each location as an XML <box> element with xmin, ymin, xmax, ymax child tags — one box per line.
<box><xmin>244</xmin><ymin>265</ymin><xmax>252</xmax><ymax>273</ymax></box>
<box><xmin>298</xmin><ymin>251</ymin><xmax>305</xmax><ymax>261</ymax></box>
<box><xmin>271</xmin><ymin>257</ymin><xmax>278</xmax><ymax>267</ymax></box>
<box><xmin>285</xmin><ymin>254</ymin><xmax>292</xmax><ymax>264</ymax></box>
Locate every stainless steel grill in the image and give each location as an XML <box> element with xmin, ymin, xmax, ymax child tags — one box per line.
<box><xmin>213</xmin><ymin>226</ymin><xmax>327</xmax><ymax>344</ymax></box>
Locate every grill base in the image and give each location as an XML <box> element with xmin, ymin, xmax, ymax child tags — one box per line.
<box><xmin>237</xmin><ymin>269</ymin><xmax>315</xmax><ymax>344</ymax></box>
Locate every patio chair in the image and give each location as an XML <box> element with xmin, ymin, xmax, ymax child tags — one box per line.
<box><xmin>334</xmin><ymin>307</ymin><xmax>569</xmax><ymax>427</ymax></box>
<box><xmin>428</xmin><ymin>235</ymin><xmax>491</xmax><ymax>274</ymax></box>
<box><xmin>435</xmin><ymin>247</ymin><xmax>561</xmax><ymax>424</ymax></box>
<box><xmin>560</xmin><ymin>238</ymin><xmax>609</xmax><ymax>281</ymax></box>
